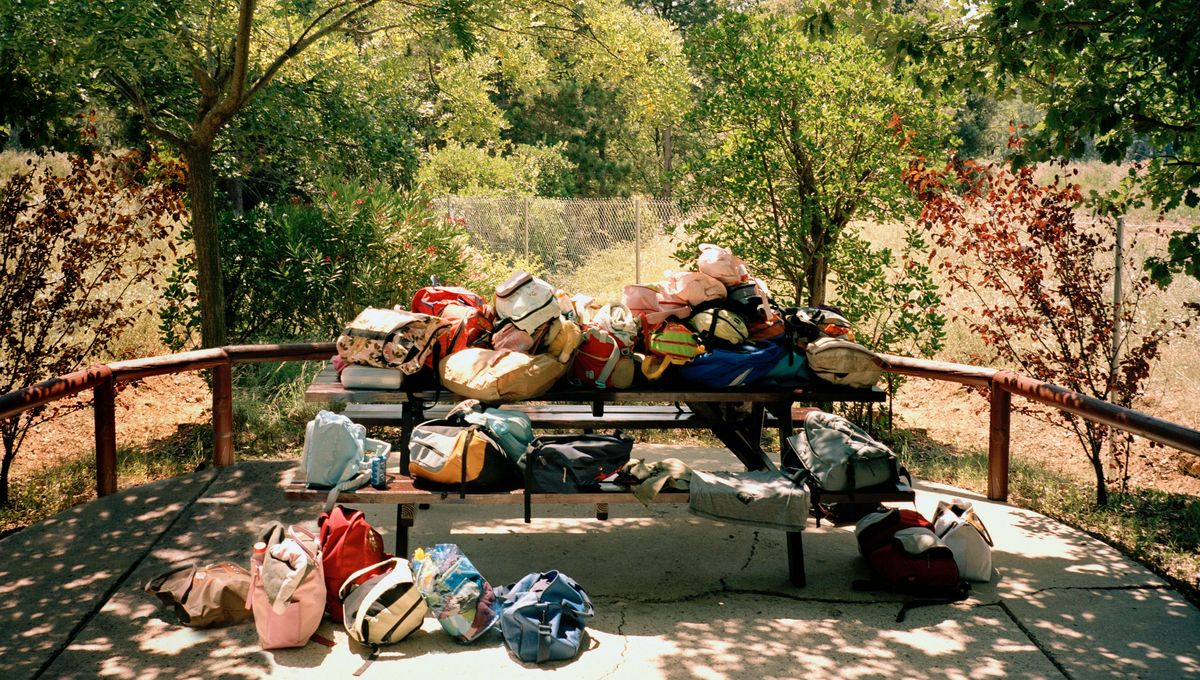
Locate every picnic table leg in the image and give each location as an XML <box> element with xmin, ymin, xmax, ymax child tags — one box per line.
<box><xmin>399</xmin><ymin>398</ymin><xmax>422</xmax><ymax>476</ymax></box>
<box><xmin>396</xmin><ymin>504</ymin><xmax>415</xmax><ymax>557</ymax></box>
<box><xmin>687</xmin><ymin>401</ymin><xmax>771</xmax><ymax>471</ymax></box>
<box><xmin>786</xmin><ymin>531</ymin><xmax>806</xmax><ymax>587</ymax></box>
<box><xmin>768</xmin><ymin>401</ymin><xmax>797</xmax><ymax>469</ymax></box>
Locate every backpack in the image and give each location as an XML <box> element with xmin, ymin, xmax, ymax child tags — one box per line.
<box><xmin>302</xmin><ymin>410</ymin><xmax>391</xmax><ymax>511</ymax></box>
<box><xmin>491</xmin><ymin>317</ymin><xmax>550</xmax><ymax>353</ymax></box>
<box><xmin>494</xmin><ymin>271</ymin><xmax>560</xmax><ymax>334</ymax></box>
<box><xmin>411</xmin><ymin>543</ymin><xmax>500</xmax><ymax>643</ymax></box>
<box><xmin>339</xmin><ymin>557</ymin><xmax>428</xmax><ymax>647</ymax></box>
<box><xmin>572</xmin><ymin>327</ymin><xmax>634</xmax><ymax>389</ymax></box>
<box><xmin>806</xmin><ymin>337</ymin><xmax>882</xmax><ymax>388</ymax></box>
<box><xmin>688</xmin><ymin>306</ymin><xmax>750</xmax><ymax>347</ymax></box>
<box><xmin>495</xmin><ymin>570</ymin><xmax>594</xmax><ymax>664</ymax></box>
<box><xmin>439</xmin><ymin>348</ymin><xmax>569</xmax><ymax>403</ymax></box>
<box><xmin>248</xmin><ymin>523</ymin><xmax>326</xmax><ymax>649</ymax></box>
<box><xmin>336</xmin><ymin>307</ymin><xmax>451</xmax><ymax>374</ymax></box>
<box><xmin>932</xmin><ymin>500</ymin><xmax>995</xmax><ymax>582</ymax></box>
<box><xmin>725</xmin><ymin>280</ymin><xmax>767</xmax><ymax>319</ymax></box>
<box><xmin>318</xmin><ymin>506</ymin><xmax>391</xmax><ymax>623</ymax></box>
<box><xmin>676</xmin><ymin>342</ymin><xmax>784</xmax><ymax>388</ymax></box>
<box><xmin>411</xmin><ymin>285</ymin><xmax>490</xmax><ymax>318</ymax></box>
<box><xmin>451</xmin><ymin>399</ymin><xmax>535</xmax><ymax>464</ymax></box>
<box><xmin>696</xmin><ymin>243</ymin><xmax>750</xmax><ymax>286</ymax></box>
<box><xmin>408</xmin><ymin>419</ymin><xmax>521</xmax><ymax>492</ymax></box>
<box><xmin>785</xmin><ymin>411</ymin><xmax>898</xmax><ymax>494</ymax></box>
<box><xmin>423</xmin><ymin>303</ymin><xmax>494</xmax><ymax>369</ymax></box>
<box><xmin>640</xmin><ymin>321</ymin><xmax>704</xmax><ymax>380</ymax></box>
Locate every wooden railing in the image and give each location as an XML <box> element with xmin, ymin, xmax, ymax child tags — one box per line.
<box><xmin>0</xmin><ymin>345</ymin><xmax>1197</xmax><ymax>502</ymax></box>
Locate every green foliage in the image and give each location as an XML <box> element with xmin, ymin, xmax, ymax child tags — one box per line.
<box><xmin>680</xmin><ymin>12</ymin><xmax>949</xmax><ymax>305</ymax></box>
<box><xmin>1146</xmin><ymin>227</ymin><xmax>1200</xmax><ymax>289</ymax></box>
<box><xmin>159</xmin><ymin>179</ymin><xmax>469</xmax><ymax>347</ymax></box>
<box><xmin>0</xmin><ymin>151</ymin><xmax>184</xmax><ymax>505</ymax></box>
<box><xmin>416</xmin><ymin>141</ymin><xmax>573</xmax><ymax>197</ymax></box>
<box><xmin>830</xmin><ymin>226</ymin><xmax>946</xmax><ymax>358</ymax></box>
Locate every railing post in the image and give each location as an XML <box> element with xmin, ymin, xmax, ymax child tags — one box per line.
<box><xmin>988</xmin><ymin>380</ymin><xmax>1011</xmax><ymax>502</ymax></box>
<box><xmin>94</xmin><ymin>368</ymin><xmax>117</xmax><ymax>497</ymax></box>
<box><xmin>213</xmin><ymin>358</ymin><xmax>234</xmax><ymax>468</ymax></box>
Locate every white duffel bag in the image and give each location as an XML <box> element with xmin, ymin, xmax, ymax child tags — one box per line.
<box><xmin>932</xmin><ymin>500</ymin><xmax>995</xmax><ymax>582</ymax></box>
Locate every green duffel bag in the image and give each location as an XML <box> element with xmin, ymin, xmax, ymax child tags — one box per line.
<box><xmin>786</xmin><ymin>411</ymin><xmax>898</xmax><ymax>493</ymax></box>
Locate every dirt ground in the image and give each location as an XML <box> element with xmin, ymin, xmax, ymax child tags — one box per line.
<box><xmin>15</xmin><ymin>371</ymin><xmax>1200</xmax><ymax>499</ymax></box>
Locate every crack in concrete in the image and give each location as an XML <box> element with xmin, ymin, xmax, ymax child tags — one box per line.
<box><xmin>594</xmin><ymin>585</ymin><xmax>957</xmax><ymax>610</ymax></box>
<box><xmin>1020</xmin><ymin>583</ymin><xmax>1173</xmax><ymax>597</ymax></box>
<box><xmin>740</xmin><ymin>531</ymin><xmax>760</xmax><ymax>571</ymax></box>
<box><xmin>993</xmin><ymin>599</ymin><xmax>1074</xmax><ymax>680</ymax></box>
<box><xmin>597</xmin><ymin>605</ymin><xmax>630</xmax><ymax>680</ymax></box>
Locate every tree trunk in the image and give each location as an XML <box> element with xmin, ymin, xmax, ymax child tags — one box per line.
<box><xmin>806</xmin><ymin>255</ymin><xmax>828</xmax><ymax>306</ymax></box>
<box><xmin>1</xmin><ymin>429</ymin><xmax>15</xmax><ymax>507</ymax></box>
<box><xmin>183</xmin><ymin>144</ymin><xmax>228</xmax><ymax>348</ymax></box>
<box><xmin>1089</xmin><ymin>432</ymin><xmax>1109</xmax><ymax>506</ymax></box>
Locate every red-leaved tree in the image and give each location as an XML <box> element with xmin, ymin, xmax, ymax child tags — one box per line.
<box><xmin>0</xmin><ymin>151</ymin><xmax>185</xmax><ymax>506</ymax></box>
<box><xmin>904</xmin><ymin>155</ymin><xmax>1196</xmax><ymax>505</ymax></box>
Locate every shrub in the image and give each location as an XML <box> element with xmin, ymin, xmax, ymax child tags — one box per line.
<box><xmin>160</xmin><ymin>178</ymin><xmax>470</xmax><ymax>347</ymax></box>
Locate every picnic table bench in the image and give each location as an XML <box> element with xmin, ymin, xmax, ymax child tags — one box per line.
<box><xmin>287</xmin><ymin>366</ymin><xmax>914</xmax><ymax>586</ymax></box>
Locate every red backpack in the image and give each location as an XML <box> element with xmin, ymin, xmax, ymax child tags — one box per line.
<box><xmin>424</xmin><ymin>302</ymin><xmax>494</xmax><ymax>369</ymax></box>
<box><xmin>317</xmin><ymin>505</ymin><xmax>390</xmax><ymax>622</ymax></box>
<box><xmin>411</xmin><ymin>285</ymin><xmax>490</xmax><ymax>318</ymax></box>
<box><xmin>854</xmin><ymin>508</ymin><xmax>934</xmax><ymax>557</ymax></box>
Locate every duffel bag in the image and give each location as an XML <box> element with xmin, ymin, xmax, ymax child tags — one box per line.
<box><xmin>411</xmin><ymin>543</ymin><xmax>500</xmax><ymax>643</ymax></box>
<box><xmin>676</xmin><ymin>342</ymin><xmax>784</xmax><ymax>388</ymax></box>
<box><xmin>854</xmin><ymin>507</ymin><xmax>935</xmax><ymax>558</ymax></box>
<box><xmin>760</xmin><ymin>346</ymin><xmax>812</xmax><ymax>387</ymax></box>
<box><xmin>494</xmin><ymin>570</ymin><xmax>594</xmax><ymax>664</ymax></box>
<box><xmin>336</xmin><ymin>307</ymin><xmax>451</xmax><ymax>374</ymax></box>
<box><xmin>521</xmin><ymin>434</ymin><xmax>633</xmax><ymax>521</ymax></box>
<box><xmin>805</xmin><ymin>336</ymin><xmax>881</xmax><ymax>388</ymax></box>
<box><xmin>409</xmin><ymin>420</ymin><xmax>521</xmax><ymax>492</ymax></box>
<box><xmin>439</xmin><ymin>348</ymin><xmax>569</xmax><ymax>403</ymax></box>
<box><xmin>857</xmin><ymin>527</ymin><xmax>969</xmax><ymax>621</ymax></box>
<box><xmin>786</xmin><ymin>410</ymin><xmax>898</xmax><ymax>493</ymax></box>
<box><xmin>932</xmin><ymin>500</ymin><xmax>995</xmax><ymax>582</ymax></box>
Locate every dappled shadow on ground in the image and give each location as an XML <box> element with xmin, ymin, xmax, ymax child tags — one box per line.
<box><xmin>5</xmin><ymin>461</ymin><xmax>1199</xmax><ymax>679</ymax></box>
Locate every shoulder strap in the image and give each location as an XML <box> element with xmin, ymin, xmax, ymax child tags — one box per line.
<box><xmin>339</xmin><ymin>557</ymin><xmax>401</xmax><ymax>600</ymax></box>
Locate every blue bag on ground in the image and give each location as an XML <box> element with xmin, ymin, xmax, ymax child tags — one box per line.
<box><xmin>676</xmin><ymin>342</ymin><xmax>784</xmax><ymax>387</ymax></box>
<box><xmin>495</xmin><ymin>570</ymin><xmax>594</xmax><ymax>664</ymax></box>
<box><xmin>411</xmin><ymin>544</ymin><xmax>499</xmax><ymax>642</ymax></box>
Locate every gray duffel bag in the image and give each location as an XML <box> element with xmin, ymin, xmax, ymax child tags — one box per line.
<box><xmin>786</xmin><ymin>411</ymin><xmax>898</xmax><ymax>492</ymax></box>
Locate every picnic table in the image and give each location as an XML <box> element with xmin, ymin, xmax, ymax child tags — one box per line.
<box><xmin>288</xmin><ymin>365</ymin><xmax>911</xmax><ymax>586</ymax></box>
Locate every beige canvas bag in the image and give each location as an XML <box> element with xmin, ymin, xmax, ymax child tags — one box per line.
<box><xmin>439</xmin><ymin>348</ymin><xmax>569</xmax><ymax>403</ymax></box>
<box><xmin>805</xmin><ymin>337</ymin><xmax>882</xmax><ymax>387</ymax></box>
<box><xmin>336</xmin><ymin>307</ymin><xmax>451</xmax><ymax>374</ymax></box>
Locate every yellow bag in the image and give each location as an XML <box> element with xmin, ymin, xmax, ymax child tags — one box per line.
<box><xmin>439</xmin><ymin>348</ymin><xmax>569</xmax><ymax>403</ymax></box>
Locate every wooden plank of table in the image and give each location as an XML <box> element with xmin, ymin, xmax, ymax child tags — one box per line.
<box><xmin>307</xmin><ymin>365</ymin><xmax>887</xmax><ymax>405</ymax></box>
<box><xmin>284</xmin><ymin>478</ymin><xmax>688</xmax><ymax>506</ymax></box>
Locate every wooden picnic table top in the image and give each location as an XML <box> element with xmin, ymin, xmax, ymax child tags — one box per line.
<box><xmin>304</xmin><ymin>366</ymin><xmax>887</xmax><ymax>405</ymax></box>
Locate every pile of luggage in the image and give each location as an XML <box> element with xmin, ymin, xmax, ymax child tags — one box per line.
<box><xmin>332</xmin><ymin>243</ymin><xmax>884</xmax><ymax>402</ymax></box>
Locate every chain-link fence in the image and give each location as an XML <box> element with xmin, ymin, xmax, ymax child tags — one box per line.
<box><xmin>442</xmin><ymin>196</ymin><xmax>697</xmax><ymax>300</ymax></box>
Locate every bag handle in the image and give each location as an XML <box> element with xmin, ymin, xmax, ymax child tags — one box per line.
<box><xmin>338</xmin><ymin>557</ymin><xmax>401</xmax><ymax>600</ymax></box>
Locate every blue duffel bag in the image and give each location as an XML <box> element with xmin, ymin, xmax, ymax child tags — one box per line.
<box><xmin>676</xmin><ymin>342</ymin><xmax>785</xmax><ymax>387</ymax></box>
<box><xmin>495</xmin><ymin>570</ymin><xmax>594</xmax><ymax>664</ymax></box>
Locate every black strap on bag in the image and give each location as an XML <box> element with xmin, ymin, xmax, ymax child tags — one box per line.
<box><xmin>459</xmin><ymin>425</ymin><xmax>478</xmax><ymax>500</ymax></box>
<box><xmin>523</xmin><ymin>444</ymin><xmax>537</xmax><ymax>524</ymax></box>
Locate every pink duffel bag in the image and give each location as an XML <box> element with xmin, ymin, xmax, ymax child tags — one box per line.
<box><xmin>697</xmin><ymin>243</ymin><xmax>750</xmax><ymax>286</ymax></box>
<box><xmin>622</xmin><ymin>284</ymin><xmax>691</xmax><ymax>330</ymax></box>
<box><xmin>248</xmin><ymin>523</ymin><xmax>327</xmax><ymax>650</ymax></box>
<box><xmin>661</xmin><ymin>271</ymin><xmax>726</xmax><ymax>308</ymax></box>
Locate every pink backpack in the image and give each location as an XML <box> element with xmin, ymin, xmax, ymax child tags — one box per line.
<box><xmin>660</xmin><ymin>271</ymin><xmax>726</xmax><ymax>308</ymax></box>
<box><xmin>697</xmin><ymin>244</ymin><xmax>749</xmax><ymax>286</ymax></box>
